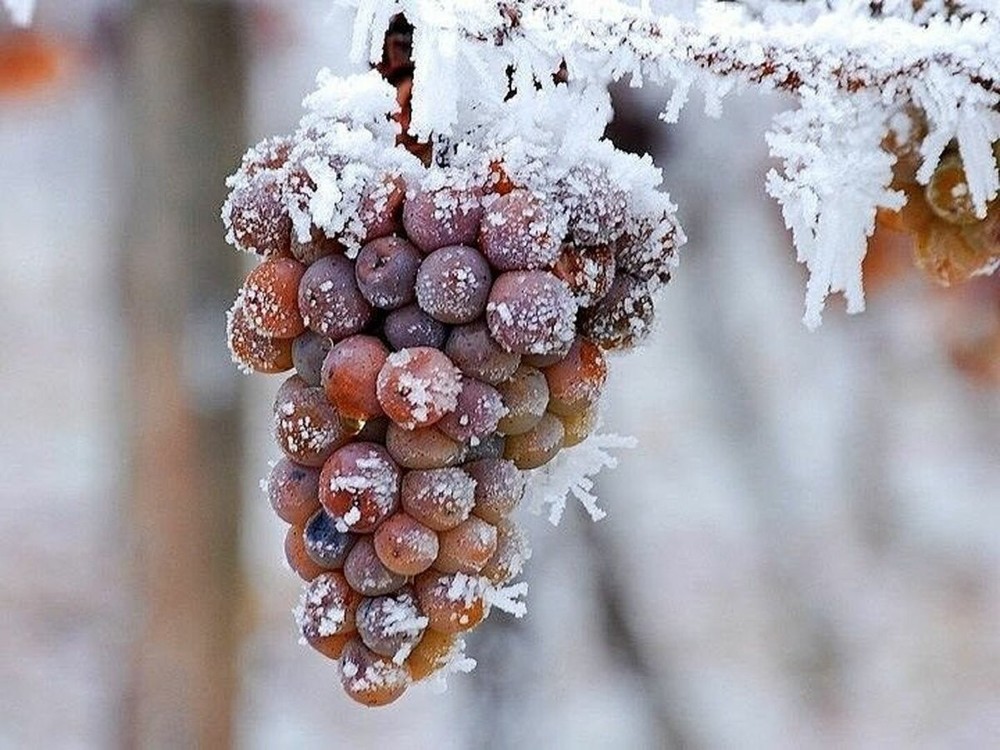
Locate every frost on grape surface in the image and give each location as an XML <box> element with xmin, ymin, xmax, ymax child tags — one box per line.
<box><xmin>343</xmin><ymin>0</ymin><xmax>1000</xmax><ymax>326</ymax></box>
<box><xmin>1</xmin><ymin>0</ymin><xmax>34</xmax><ymax>25</ymax></box>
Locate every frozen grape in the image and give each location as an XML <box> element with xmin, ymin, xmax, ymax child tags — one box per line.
<box><xmin>303</xmin><ymin>509</ymin><xmax>356</xmax><ymax>569</ymax></box>
<box><xmin>241</xmin><ymin>257</ymin><xmax>306</xmax><ymax>338</ymax></box>
<box><xmin>402</xmin><ymin>184</ymin><xmax>484</xmax><ymax>253</ymax></box>
<box><xmin>415</xmin><ymin>245</ymin><xmax>492</xmax><ymax>324</ymax></box>
<box><xmin>291</xmin><ymin>331</ymin><xmax>331</xmax><ymax>386</ymax></box>
<box><xmin>384</xmin><ymin>304</ymin><xmax>449</xmax><ymax>351</ymax></box>
<box><xmin>543</xmin><ymin>337</ymin><xmax>607</xmax><ymax>416</ymax></box>
<box><xmin>291</xmin><ymin>225</ymin><xmax>343</xmax><ymax>265</ymax></box>
<box><xmin>285</xmin><ymin>524</ymin><xmax>327</xmax><ymax>581</ymax></box>
<box><xmin>305</xmin><ymin>632</ymin><xmax>352</xmax><ymax>661</ymax></box>
<box><xmin>356</xmin><ymin>589</ymin><xmax>428</xmax><ymax>660</ymax></box>
<box><xmin>486</xmin><ymin>271</ymin><xmax>577</xmax><ymax>356</ymax></box>
<box><xmin>273</xmin><ymin>384</ymin><xmax>351</xmax><ymax>467</ymax></box>
<box><xmin>558</xmin><ymin>403</ymin><xmax>599</xmax><ymax>447</ymax></box>
<box><xmin>224</xmin><ymin>173</ymin><xmax>292</xmax><ymax>257</ymax></box>
<box><xmin>465</xmin><ymin>458</ymin><xmax>525</xmax><ymax>525</ymax></box>
<box><xmin>320</xmin><ymin>442</ymin><xmax>401</xmax><ymax>533</ymax></box>
<box><xmin>481</xmin><ymin>518</ymin><xmax>530</xmax><ymax>585</ymax></box>
<box><xmin>385</xmin><ymin>423</ymin><xmax>467</xmax><ymax>470</ymax></box>
<box><xmin>444</xmin><ymin>321</ymin><xmax>520</xmax><ymax>386</ymax></box>
<box><xmin>240</xmin><ymin>135</ymin><xmax>291</xmax><ymax>177</ymax></box>
<box><xmin>579</xmin><ymin>274</ymin><xmax>655</xmax><ymax>350</ymax></box>
<box><xmin>344</xmin><ymin>537</ymin><xmax>409</xmax><ymax>596</ymax></box>
<box><xmin>359</xmin><ymin>174</ymin><xmax>406</xmax><ymax>242</ymax></box>
<box><xmin>339</xmin><ymin>638</ymin><xmax>409</xmax><ymax>707</ymax></box>
<box><xmin>265</xmin><ymin>458</ymin><xmax>320</xmax><ymax>525</ymax></box>
<box><xmin>504</xmin><ymin>412</ymin><xmax>565</xmax><ymax>469</ymax></box>
<box><xmin>413</xmin><ymin>571</ymin><xmax>486</xmax><ymax>634</ymax></box>
<box><xmin>553</xmin><ymin>242</ymin><xmax>616</xmax><ymax>306</ymax></box>
<box><xmin>496</xmin><ymin>365</ymin><xmax>549</xmax><ymax>436</ymax></box>
<box><xmin>926</xmin><ymin>153</ymin><xmax>979</xmax><ymax>226</ymax></box>
<box><xmin>321</xmin><ymin>335</ymin><xmax>389</xmax><ymax>422</ymax></box>
<box><xmin>227</xmin><ymin>301</ymin><xmax>293</xmax><ymax>374</ymax></box>
<box><xmin>296</xmin><ymin>571</ymin><xmax>361</xmax><ymax>639</ymax></box>
<box><xmin>400</xmin><ymin>468</ymin><xmax>477</xmax><ymax>531</ymax></box>
<box><xmin>376</xmin><ymin>347</ymin><xmax>462</xmax><ymax>429</ymax></box>
<box><xmin>436</xmin><ymin>379</ymin><xmax>506</xmax><ymax>443</ymax></box>
<box><xmin>434</xmin><ymin>516</ymin><xmax>497</xmax><ymax>575</ymax></box>
<box><xmin>479</xmin><ymin>189</ymin><xmax>559</xmax><ymax>270</ymax></box>
<box><xmin>298</xmin><ymin>254</ymin><xmax>373</xmax><ymax>340</ymax></box>
<box><xmin>615</xmin><ymin>227</ymin><xmax>675</xmax><ymax>286</ymax></box>
<box><xmin>355</xmin><ymin>236</ymin><xmax>422</xmax><ymax>309</ymax></box>
<box><xmin>374</xmin><ymin>512</ymin><xmax>440</xmax><ymax>576</ymax></box>
<box><xmin>405</xmin><ymin>629</ymin><xmax>456</xmax><ymax>681</ymax></box>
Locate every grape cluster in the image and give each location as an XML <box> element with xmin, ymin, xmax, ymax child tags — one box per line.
<box><xmin>222</xmin><ymin>107</ymin><xmax>678</xmax><ymax>704</ymax></box>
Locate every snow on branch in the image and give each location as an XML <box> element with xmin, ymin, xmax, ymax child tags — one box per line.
<box><xmin>2</xmin><ymin>0</ymin><xmax>35</xmax><ymax>25</ymax></box>
<box><xmin>342</xmin><ymin>0</ymin><xmax>1000</xmax><ymax>326</ymax></box>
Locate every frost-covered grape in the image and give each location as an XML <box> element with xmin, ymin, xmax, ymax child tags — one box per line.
<box><xmin>240</xmin><ymin>135</ymin><xmax>291</xmax><ymax>177</ymax></box>
<box><xmin>343</xmin><ymin>537</ymin><xmax>408</xmax><ymax>597</ymax></box>
<box><xmin>227</xmin><ymin>301</ymin><xmax>293</xmax><ymax>374</ymax></box>
<box><xmin>444</xmin><ymin>321</ymin><xmax>520</xmax><ymax>386</ymax></box>
<box><xmin>543</xmin><ymin>337</ymin><xmax>607</xmax><ymax>416</ymax></box>
<box><xmin>615</xmin><ymin>228</ymin><xmax>675</xmax><ymax>285</ymax></box>
<box><xmin>319</xmin><ymin>442</ymin><xmax>401</xmax><ymax>533</ymax></box>
<box><xmin>464</xmin><ymin>433</ymin><xmax>506</xmax><ymax>461</ymax></box>
<box><xmin>413</xmin><ymin>571</ymin><xmax>486</xmax><ymax>634</ymax></box>
<box><xmin>291</xmin><ymin>225</ymin><xmax>343</xmax><ymax>265</ymax></box>
<box><xmin>434</xmin><ymin>516</ymin><xmax>497</xmax><ymax>575</ymax></box>
<box><xmin>384</xmin><ymin>304</ymin><xmax>449</xmax><ymax>351</ymax></box>
<box><xmin>405</xmin><ymin>629</ymin><xmax>456</xmax><ymax>681</ymax></box>
<box><xmin>553</xmin><ymin>242</ymin><xmax>616</xmax><ymax>306</ymax></box>
<box><xmin>374</xmin><ymin>512</ymin><xmax>440</xmax><ymax>576</ymax></box>
<box><xmin>291</xmin><ymin>331</ymin><xmax>331</xmax><ymax>386</ymax></box>
<box><xmin>356</xmin><ymin>588</ymin><xmax>427</xmax><ymax>660</ymax></box>
<box><xmin>321</xmin><ymin>335</ymin><xmax>389</xmax><ymax>422</ymax></box>
<box><xmin>265</xmin><ymin>457</ymin><xmax>320</xmax><ymax>525</ymax></box>
<box><xmin>224</xmin><ymin>173</ymin><xmax>292</xmax><ymax>257</ymax></box>
<box><xmin>298</xmin><ymin>254</ymin><xmax>373</xmax><ymax>340</ymax></box>
<box><xmin>926</xmin><ymin>153</ymin><xmax>979</xmax><ymax>226</ymax></box>
<box><xmin>558</xmin><ymin>403</ymin><xmax>599</xmax><ymax>447</ymax></box>
<box><xmin>486</xmin><ymin>271</ymin><xmax>577</xmax><ymax>356</ymax></box>
<box><xmin>400</xmin><ymin>468</ymin><xmax>477</xmax><ymax>531</ymax></box>
<box><xmin>273</xmin><ymin>384</ymin><xmax>351</xmax><ymax>467</ymax></box>
<box><xmin>355</xmin><ymin>236</ymin><xmax>422</xmax><ymax>309</ymax></box>
<box><xmin>579</xmin><ymin>274</ymin><xmax>654</xmax><ymax>350</ymax></box>
<box><xmin>436</xmin><ymin>379</ymin><xmax>506</xmax><ymax>443</ymax></box>
<box><xmin>402</xmin><ymin>184</ymin><xmax>484</xmax><ymax>253</ymax></box>
<box><xmin>465</xmin><ymin>458</ymin><xmax>525</xmax><ymax>525</ymax></box>
<box><xmin>296</xmin><ymin>571</ymin><xmax>361</xmax><ymax>639</ymax></box>
<box><xmin>359</xmin><ymin>174</ymin><xmax>406</xmax><ymax>242</ymax></box>
<box><xmin>273</xmin><ymin>373</ymin><xmax>308</xmax><ymax>408</ymax></box>
<box><xmin>504</xmin><ymin>412</ymin><xmax>565</xmax><ymax>469</ymax></box>
<box><xmin>285</xmin><ymin>524</ymin><xmax>327</xmax><ymax>581</ymax></box>
<box><xmin>415</xmin><ymin>245</ymin><xmax>492</xmax><ymax>324</ymax></box>
<box><xmin>376</xmin><ymin>347</ymin><xmax>462</xmax><ymax>429</ymax></box>
<box><xmin>481</xmin><ymin>517</ymin><xmax>530</xmax><ymax>585</ymax></box>
<box><xmin>240</xmin><ymin>257</ymin><xmax>306</xmax><ymax>338</ymax></box>
<box><xmin>496</xmin><ymin>365</ymin><xmax>549</xmax><ymax>436</ymax></box>
<box><xmin>479</xmin><ymin>189</ymin><xmax>559</xmax><ymax>270</ymax></box>
<box><xmin>303</xmin><ymin>509</ymin><xmax>356</xmax><ymax>569</ymax></box>
<box><xmin>305</xmin><ymin>631</ymin><xmax>352</xmax><ymax>661</ymax></box>
<box><xmin>385</xmin><ymin>423</ymin><xmax>467</xmax><ymax>470</ymax></box>
<box><xmin>339</xmin><ymin>638</ymin><xmax>409</xmax><ymax>707</ymax></box>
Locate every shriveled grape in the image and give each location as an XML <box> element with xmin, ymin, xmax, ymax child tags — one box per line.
<box><xmin>543</xmin><ymin>337</ymin><xmax>607</xmax><ymax>416</ymax></box>
<box><xmin>291</xmin><ymin>331</ymin><xmax>331</xmax><ymax>386</ymax></box>
<box><xmin>413</xmin><ymin>571</ymin><xmax>486</xmax><ymax>634</ymax></box>
<box><xmin>402</xmin><ymin>184</ymin><xmax>483</xmax><ymax>253</ymax></box>
<box><xmin>295</xmin><ymin>571</ymin><xmax>361</xmax><ymax>639</ymax></box>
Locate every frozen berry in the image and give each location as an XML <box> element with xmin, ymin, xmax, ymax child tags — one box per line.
<box><xmin>321</xmin><ymin>335</ymin><xmax>389</xmax><ymax>422</ymax></box>
<box><xmin>376</xmin><ymin>348</ymin><xmax>462</xmax><ymax>429</ymax></box>
<box><xmin>558</xmin><ymin>403</ymin><xmax>599</xmax><ymax>447</ymax></box>
<box><xmin>319</xmin><ymin>442</ymin><xmax>401</xmax><ymax>533</ymax></box>
<box><xmin>374</xmin><ymin>512</ymin><xmax>439</xmax><ymax>576</ymax></box>
<box><xmin>401</xmin><ymin>468</ymin><xmax>477</xmax><ymax>531</ymax></box>
<box><xmin>303</xmin><ymin>509</ymin><xmax>356</xmax><ymax>569</ymax></box>
<box><xmin>553</xmin><ymin>243</ymin><xmax>616</xmax><ymax>306</ymax></box>
<box><xmin>486</xmin><ymin>271</ymin><xmax>577</xmax><ymax>355</ymax></box>
<box><xmin>285</xmin><ymin>524</ymin><xmax>326</xmax><ymax>581</ymax></box>
<box><xmin>384</xmin><ymin>304</ymin><xmax>450</xmax><ymax>351</ymax></box>
<box><xmin>265</xmin><ymin>458</ymin><xmax>320</xmax><ymax>525</ymax></box>
<box><xmin>291</xmin><ymin>331</ymin><xmax>331</xmax><ymax>386</ymax></box>
<box><xmin>434</xmin><ymin>516</ymin><xmax>497</xmax><ymax>574</ymax></box>
<box><xmin>224</xmin><ymin>173</ymin><xmax>292</xmax><ymax>257</ymax></box>
<box><xmin>413</xmin><ymin>572</ymin><xmax>486</xmax><ymax>634</ymax></box>
<box><xmin>436</xmin><ymin>379</ymin><xmax>506</xmax><ymax>443</ymax></box>
<box><xmin>356</xmin><ymin>589</ymin><xmax>428</xmax><ymax>660</ymax></box>
<box><xmin>496</xmin><ymin>365</ymin><xmax>549</xmax><ymax>436</ymax></box>
<box><xmin>479</xmin><ymin>189</ymin><xmax>559</xmax><ymax>270</ymax></box>
<box><xmin>295</xmin><ymin>571</ymin><xmax>361</xmax><ymax>639</ymax></box>
<box><xmin>580</xmin><ymin>274</ymin><xmax>655</xmax><ymax>350</ymax></box>
<box><xmin>543</xmin><ymin>337</ymin><xmax>607</xmax><ymax>416</ymax></box>
<box><xmin>403</xmin><ymin>184</ymin><xmax>483</xmax><ymax>253</ymax></box>
<box><xmin>355</xmin><ymin>236</ymin><xmax>422</xmax><ymax>309</ymax></box>
<box><xmin>445</xmin><ymin>321</ymin><xmax>521</xmax><ymax>386</ymax></box>
<box><xmin>227</xmin><ymin>301</ymin><xmax>293</xmax><ymax>374</ymax></box>
<box><xmin>291</xmin><ymin>225</ymin><xmax>342</xmax><ymax>265</ymax></box>
<box><xmin>504</xmin><ymin>412</ymin><xmax>565</xmax><ymax>469</ymax></box>
<box><xmin>481</xmin><ymin>517</ymin><xmax>530</xmax><ymax>585</ymax></box>
<box><xmin>339</xmin><ymin>638</ymin><xmax>409</xmax><ymax>707</ymax></box>
<box><xmin>385</xmin><ymin>423</ymin><xmax>467</xmax><ymax>470</ymax></box>
<box><xmin>298</xmin><ymin>254</ymin><xmax>373</xmax><ymax>340</ymax></box>
<box><xmin>359</xmin><ymin>174</ymin><xmax>406</xmax><ymax>242</ymax></box>
<box><xmin>465</xmin><ymin>458</ymin><xmax>525</xmax><ymax>524</ymax></box>
<box><xmin>405</xmin><ymin>629</ymin><xmax>457</xmax><ymax>681</ymax></box>
<box><xmin>344</xmin><ymin>537</ymin><xmax>408</xmax><ymax>596</ymax></box>
<box><xmin>305</xmin><ymin>632</ymin><xmax>353</xmax><ymax>661</ymax></box>
<box><xmin>415</xmin><ymin>245</ymin><xmax>492</xmax><ymax>324</ymax></box>
<box><xmin>241</xmin><ymin>257</ymin><xmax>306</xmax><ymax>338</ymax></box>
<box><xmin>273</xmin><ymin>384</ymin><xmax>351</xmax><ymax>467</ymax></box>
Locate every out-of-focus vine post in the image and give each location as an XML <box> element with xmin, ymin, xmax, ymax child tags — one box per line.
<box><xmin>119</xmin><ymin>2</ymin><xmax>247</xmax><ymax>747</ymax></box>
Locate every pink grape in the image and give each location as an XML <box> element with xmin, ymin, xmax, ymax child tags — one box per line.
<box><xmin>402</xmin><ymin>184</ymin><xmax>484</xmax><ymax>253</ymax></box>
<box><xmin>385</xmin><ymin>423</ymin><xmax>466</xmax><ymax>470</ymax></box>
<box><xmin>321</xmin><ymin>335</ymin><xmax>389</xmax><ymax>422</ymax></box>
<box><xmin>376</xmin><ymin>347</ymin><xmax>462</xmax><ymax>429</ymax></box>
<box><xmin>465</xmin><ymin>458</ymin><xmax>525</xmax><ymax>524</ymax></box>
<box><xmin>444</xmin><ymin>321</ymin><xmax>520</xmax><ymax>386</ymax></box>
<box><xmin>400</xmin><ymin>468</ymin><xmax>476</xmax><ymax>531</ymax></box>
<box><xmin>486</xmin><ymin>271</ymin><xmax>577</xmax><ymax>356</ymax></box>
<box><xmin>319</xmin><ymin>442</ymin><xmax>401</xmax><ymax>533</ymax></box>
<box><xmin>479</xmin><ymin>189</ymin><xmax>559</xmax><ymax>270</ymax></box>
<box><xmin>415</xmin><ymin>245</ymin><xmax>492</xmax><ymax>324</ymax></box>
<box><xmin>298</xmin><ymin>254</ymin><xmax>373</xmax><ymax>340</ymax></box>
<box><xmin>265</xmin><ymin>457</ymin><xmax>321</xmax><ymax>525</ymax></box>
<box><xmin>344</xmin><ymin>537</ymin><xmax>408</xmax><ymax>596</ymax></box>
<box><xmin>436</xmin><ymin>379</ymin><xmax>506</xmax><ymax>443</ymax></box>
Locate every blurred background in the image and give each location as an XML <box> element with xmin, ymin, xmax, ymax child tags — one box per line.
<box><xmin>2</xmin><ymin>2</ymin><xmax>999</xmax><ymax>748</ymax></box>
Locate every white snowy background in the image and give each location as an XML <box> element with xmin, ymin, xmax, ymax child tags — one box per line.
<box><xmin>1</xmin><ymin>2</ymin><xmax>999</xmax><ymax>748</ymax></box>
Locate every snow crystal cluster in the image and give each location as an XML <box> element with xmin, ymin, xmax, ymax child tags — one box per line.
<box><xmin>342</xmin><ymin>0</ymin><xmax>1000</xmax><ymax>327</ymax></box>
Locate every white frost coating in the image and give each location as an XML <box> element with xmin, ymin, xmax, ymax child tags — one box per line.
<box><xmin>426</xmin><ymin>637</ymin><xmax>478</xmax><ymax>694</ymax></box>
<box><xmin>2</xmin><ymin>0</ymin><xmax>34</xmax><ymax>25</ymax></box>
<box><xmin>525</xmin><ymin>431</ymin><xmax>638</xmax><ymax>525</ymax></box>
<box><xmin>339</xmin><ymin>0</ymin><xmax>1000</xmax><ymax>325</ymax></box>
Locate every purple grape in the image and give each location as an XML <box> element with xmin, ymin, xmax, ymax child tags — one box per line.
<box><xmin>444</xmin><ymin>321</ymin><xmax>520</xmax><ymax>386</ymax></box>
<box><xmin>465</xmin><ymin>458</ymin><xmax>525</xmax><ymax>525</ymax></box>
<box><xmin>343</xmin><ymin>537</ymin><xmax>408</xmax><ymax>596</ymax></box>
<box><xmin>486</xmin><ymin>271</ymin><xmax>578</xmax><ymax>356</ymax></box>
<box><xmin>298</xmin><ymin>254</ymin><xmax>373</xmax><ymax>340</ymax></box>
<box><xmin>383</xmin><ymin>304</ymin><xmax>449</xmax><ymax>351</ymax></box>
<box><xmin>479</xmin><ymin>189</ymin><xmax>559</xmax><ymax>270</ymax></box>
<box><xmin>224</xmin><ymin>173</ymin><xmax>292</xmax><ymax>257</ymax></box>
<box><xmin>303</xmin><ymin>509</ymin><xmax>356</xmax><ymax>568</ymax></box>
<box><xmin>355</xmin><ymin>236</ymin><xmax>422</xmax><ymax>310</ymax></box>
<box><xmin>355</xmin><ymin>589</ymin><xmax>427</xmax><ymax>659</ymax></box>
<box><xmin>579</xmin><ymin>274</ymin><xmax>655</xmax><ymax>350</ymax></box>
<box><xmin>291</xmin><ymin>331</ymin><xmax>331</xmax><ymax>386</ymax></box>
<box><xmin>402</xmin><ymin>185</ymin><xmax>483</xmax><ymax>253</ymax></box>
<box><xmin>358</xmin><ymin>174</ymin><xmax>406</xmax><ymax>242</ymax></box>
<box><xmin>436</xmin><ymin>379</ymin><xmax>506</xmax><ymax>443</ymax></box>
<box><xmin>415</xmin><ymin>245</ymin><xmax>492</xmax><ymax>324</ymax></box>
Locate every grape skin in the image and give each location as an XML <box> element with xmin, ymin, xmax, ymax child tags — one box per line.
<box><xmin>374</xmin><ymin>512</ymin><xmax>440</xmax><ymax>576</ymax></box>
<box><xmin>400</xmin><ymin>468</ymin><xmax>477</xmax><ymax>531</ymax></box>
<box><xmin>321</xmin><ymin>335</ymin><xmax>389</xmax><ymax>422</ymax></box>
<box><xmin>479</xmin><ymin>189</ymin><xmax>559</xmax><ymax>271</ymax></box>
<box><xmin>319</xmin><ymin>442</ymin><xmax>401</xmax><ymax>533</ymax></box>
<box><xmin>465</xmin><ymin>458</ymin><xmax>525</xmax><ymax>525</ymax></box>
<box><xmin>376</xmin><ymin>347</ymin><xmax>463</xmax><ymax>430</ymax></box>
